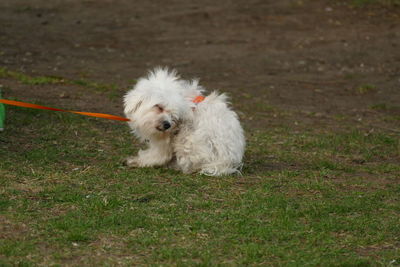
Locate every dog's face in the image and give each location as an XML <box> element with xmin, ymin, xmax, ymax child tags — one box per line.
<box><xmin>136</xmin><ymin>102</ymin><xmax>179</xmax><ymax>138</ymax></box>
<box><xmin>124</xmin><ymin>68</ymin><xmax>196</xmax><ymax>141</ymax></box>
<box><xmin>124</xmin><ymin>91</ymin><xmax>190</xmax><ymax>141</ymax></box>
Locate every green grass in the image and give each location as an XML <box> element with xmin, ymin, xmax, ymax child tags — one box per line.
<box><xmin>357</xmin><ymin>84</ymin><xmax>376</xmax><ymax>94</ymax></box>
<box><xmin>350</xmin><ymin>0</ymin><xmax>400</xmax><ymax>6</ymax></box>
<box><xmin>0</xmin><ymin>67</ymin><xmax>123</xmax><ymax>95</ymax></box>
<box><xmin>0</xmin><ymin>102</ymin><xmax>399</xmax><ymax>266</ymax></box>
<box><xmin>0</xmin><ymin>67</ymin><xmax>64</xmax><ymax>85</ymax></box>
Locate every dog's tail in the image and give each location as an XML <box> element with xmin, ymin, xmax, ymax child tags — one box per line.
<box><xmin>200</xmin><ymin>91</ymin><xmax>230</xmax><ymax>105</ymax></box>
<box><xmin>200</xmin><ymin>162</ymin><xmax>243</xmax><ymax>176</ymax></box>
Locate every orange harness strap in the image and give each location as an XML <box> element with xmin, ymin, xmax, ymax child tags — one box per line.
<box><xmin>192</xmin><ymin>95</ymin><xmax>205</xmax><ymax>104</ymax></box>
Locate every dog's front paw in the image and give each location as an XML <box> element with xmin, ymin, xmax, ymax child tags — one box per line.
<box><xmin>124</xmin><ymin>156</ymin><xmax>140</xmax><ymax>168</ymax></box>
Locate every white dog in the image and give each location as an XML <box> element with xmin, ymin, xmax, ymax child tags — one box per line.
<box><xmin>123</xmin><ymin>68</ymin><xmax>245</xmax><ymax>176</ymax></box>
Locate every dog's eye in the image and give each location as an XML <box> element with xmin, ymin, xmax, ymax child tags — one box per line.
<box><xmin>154</xmin><ymin>104</ymin><xmax>164</xmax><ymax>112</ymax></box>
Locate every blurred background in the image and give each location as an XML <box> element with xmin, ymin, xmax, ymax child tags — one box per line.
<box><xmin>1</xmin><ymin>0</ymin><xmax>399</xmax><ymax>129</ymax></box>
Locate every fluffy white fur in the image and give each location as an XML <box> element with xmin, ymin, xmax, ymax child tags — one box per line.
<box><xmin>123</xmin><ymin>68</ymin><xmax>245</xmax><ymax>176</ymax></box>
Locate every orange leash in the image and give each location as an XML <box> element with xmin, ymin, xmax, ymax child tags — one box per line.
<box><xmin>0</xmin><ymin>95</ymin><xmax>205</xmax><ymax>122</ymax></box>
<box><xmin>0</xmin><ymin>99</ymin><xmax>130</xmax><ymax>122</ymax></box>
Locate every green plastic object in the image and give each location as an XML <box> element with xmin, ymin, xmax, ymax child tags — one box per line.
<box><xmin>0</xmin><ymin>89</ymin><xmax>5</xmax><ymax>131</ymax></box>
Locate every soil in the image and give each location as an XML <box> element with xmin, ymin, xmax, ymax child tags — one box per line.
<box><xmin>1</xmin><ymin>0</ymin><xmax>399</xmax><ymax>132</ymax></box>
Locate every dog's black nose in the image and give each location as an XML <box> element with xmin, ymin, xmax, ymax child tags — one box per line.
<box><xmin>162</xmin><ymin>121</ymin><xmax>171</xmax><ymax>130</ymax></box>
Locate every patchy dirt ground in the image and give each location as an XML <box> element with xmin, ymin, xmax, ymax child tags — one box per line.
<box><xmin>1</xmin><ymin>2</ymin><xmax>399</xmax><ymax>265</ymax></box>
<box><xmin>1</xmin><ymin>0</ymin><xmax>399</xmax><ymax>131</ymax></box>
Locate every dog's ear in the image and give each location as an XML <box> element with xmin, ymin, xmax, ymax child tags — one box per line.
<box><xmin>123</xmin><ymin>92</ymin><xmax>144</xmax><ymax>117</ymax></box>
<box><xmin>132</xmin><ymin>100</ymin><xmax>143</xmax><ymax>113</ymax></box>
